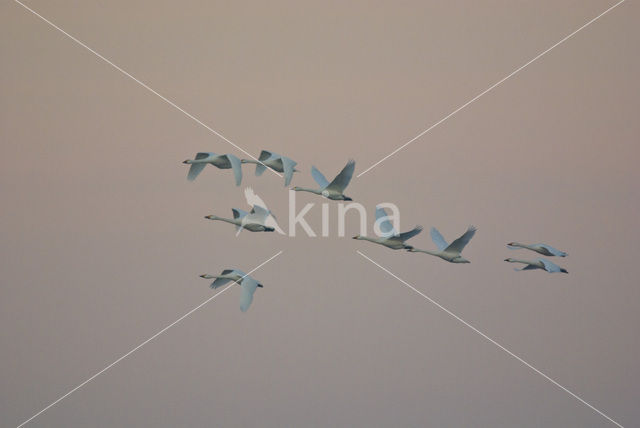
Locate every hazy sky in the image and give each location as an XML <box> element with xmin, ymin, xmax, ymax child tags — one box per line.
<box><xmin>2</xmin><ymin>1</ymin><xmax>639</xmax><ymax>427</ymax></box>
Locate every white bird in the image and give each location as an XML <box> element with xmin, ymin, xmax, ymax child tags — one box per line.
<box><xmin>292</xmin><ymin>159</ymin><xmax>355</xmax><ymax>200</ymax></box>
<box><xmin>241</xmin><ymin>150</ymin><xmax>299</xmax><ymax>186</ymax></box>
<box><xmin>200</xmin><ymin>269</ymin><xmax>264</xmax><ymax>312</ymax></box>
<box><xmin>507</xmin><ymin>242</ymin><xmax>567</xmax><ymax>257</ymax></box>
<box><xmin>205</xmin><ymin>206</ymin><xmax>275</xmax><ymax>232</ymax></box>
<box><xmin>183</xmin><ymin>152</ymin><xmax>243</xmax><ymax>186</ymax></box>
<box><xmin>239</xmin><ymin>187</ymin><xmax>283</xmax><ymax>235</ymax></box>
<box><xmin>504</xmin><ymin>257</ymin><xmax>568</xmax><ymax>273</ymax></box>
<box><xmin>353</xmin><ymin>206</ymin><xmax>423</xmax><ymax>249</ymax></box>
<box><xmin>408</xmin><ymin>226</ymin><xmax>477</xmax><ymax>263</ymax></box>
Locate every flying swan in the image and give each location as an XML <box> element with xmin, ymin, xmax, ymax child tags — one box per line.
<box><xmin>200</xmin><ymin>269</ymin><xmax>263</xmax><ymax>312</ymax></box>
<box><xmin>507</xmin><ymin>242</ymin><xmax>567</xmax><ymax>257</ymax></box>
<box><xmin>205</xmin><ymin>205</ymin><xmax>275</xmax><ymax>232</ymax></box>
<box><xmin>408</xmin><ymin>226</ymin><xmax>477</xmax><ymax>263</ymax></box>
<box><xmin>241</xmin><ymin>150</ymin><xmax>299</xmax><ymax>186</ymax></box>
<box><xmin>183</xmin><ymin>152</ymin><xmax>243</xmax><ymax>186</ymax></box>
<box><xmin>504</xmin><ymin>258</ymin><xmax>568</xmax><ymax>273</ymax></box>
<box><xmin>292</xmin><ymin>159</ymin><xmax>355</xmax><ymax>200</ymax></box>
<box><xmin>353</xmin><ymin>206</ymin><xmax>423</xmax><ymax>249</ymax></box>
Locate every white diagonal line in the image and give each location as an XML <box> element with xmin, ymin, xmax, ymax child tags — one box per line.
<box><xmin>13</xmin><ymin>0</ymin><xmax>281</xmax><ymax>177</ymax></box>
<box><xmin>356</xmin><ymin>250</ymin><xmax>624</xmax><ymax>428</ymax></box>
<box><xmin>15</xmin><ymin>250</ymin><xmax>283</xmax><ymax>428</ymax></box>
<box><xmin>357</xmin><ymin>0</ymin><xmax>625</xmax><ymax>178</ymax></box>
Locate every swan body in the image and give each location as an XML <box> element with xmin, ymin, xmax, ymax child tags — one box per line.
<box><xmin>409</xmin><ymin>226</ymin><xmax>477</xmax><ymax>263</ymax></box>
<box><xmin>200</xmin><ymin>269</ymin><xmax>263</xmax><ymax>312</ymax></box>
<box><xmin>241</xmin><ymin>150</ymin><xmax>299</xmax><ymax>186</ymax></box>
<box><xmin>353</xmin><ymin>206</ymin><xmax>423</xmax><ymax>249</ymax></box>
<box><xmin>507</xmin><ymin>242</ymin><xmax>567</xmax><ymax>257</ymax></box>
<box><xmin>504</xmin><ymin>257</ymin><xmax>568</xmax><ymax>273</ymax></box>
<box><xmin>205</xmin><ymin>206</ymin><xmax>275</xmax><ymax>232</ymax></box>
<box><xmin>292</xmin><ymin>159</ymin><xmax>355</xmax><ymax>200</ymax></box>
<box><xmin>243</xmin><ymin>187</ymin><xmax>283</xmax><ymax>234</ymax></box>
<box><xmin>183</xmin><ymin>152</ymin><xmax>243</xmax><ymax>186</ymax></box>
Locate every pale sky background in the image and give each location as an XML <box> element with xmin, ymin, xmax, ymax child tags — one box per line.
<box><xmin>1</xmin><ymin>1</ymin><xmax>639</xmax><ymax>427</ymax></box>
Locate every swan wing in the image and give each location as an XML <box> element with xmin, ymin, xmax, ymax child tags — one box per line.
<box><xmin>249</xmin><ymin>204</ymin><xmax>270</xmax><ymax>221</ymax></box>
<box><xmin>444</xmin><ymin>225</ymin><xmax>477</xmax><ymax>254</ymax></box>
<box><xmin>232</xmin><ymin>208</ymin><xmax>249</xmax><ymax>219</ymax></box>
<box><xmin>244</xmin><ymin>187</ymin><xmax>269</xmax><ymax>211</ymax></box>
<box><xmin>375</xmin><ymin>206</ymin><xmax>397</xmax><ymax>236</ymax></box>
<box><xmin>325</xmin><ymin>159</ymin><xmax>355</xmax><ymax>193</ymax></box>
<box><xmin>187</xmin><ymin>163</ymin><xmax>207</xmax><ymax>181</ymax></box>
<box><xmin>515</xmin><ymin>265</ymin><xmax>538</xmax><ymax>271</ymax></box>
<box><xmin>430</xmin><ymin>227</ymin><xmax>449</xmax><ymax>251</ymax></box>
<box><xmin>258</xmin><ymin>150</ymin><xmax>275</xmax><ymax>161</ymax></box>
<box><xmin>195</xmin><ymin>152</ymin><xmax>214</xmax><ymax>160</ymax></box>
<box><xmin>219</xmin><ymin>154</ymin><xmax>242</xmax><ymax>186</ymax></box>
<box><xmin>398</xmin><ymin>225</ymin><xmax>423</xmax><ymax>242</ymax></box>
<box><xmin>239</xmin><ymin>276</ymin><xmax>259</xmax><ymax>312</ymax></box>
<box><xmin>281</xmin><ymin>156</ymin><xmax>297</xmax><ymax>187</ymax></box>
<box><xmin>539</xmin><ymin>258</ymin><xmax>566</xmax><ymax>273</ymax></box>
<box><xmin>311</xmin><ymin>166</ymin><xmax>330</xmax><ymax>189</ymax></box>
<box><xmin>210</xmin><ymin>269</ymin><xmax>239</xmax><ymax>289</ymax></box>
<box><xmin>536</xmin><ymin>244</ymin><xmax>567</xmax><ymax>257</ymax></box>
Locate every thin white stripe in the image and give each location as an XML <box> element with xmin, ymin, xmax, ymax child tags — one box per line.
<box><xmin>357</xmin><ymin>250</ymin><xmax>624</xmax><ymax>427</ymax></box>
<box><xmin>13</xmin><ymin>0</ymin><xmax>281</xmax><ymax>177</ymax></box>
<box><xmin>357</xmin><ymin>0</ymin><xmax>625</xmax><ymax>178</ymax></box>
<box><xmin>16</xmin><ymin>250</ymin><xmax>283</xmax><ymax>428</ymax></box>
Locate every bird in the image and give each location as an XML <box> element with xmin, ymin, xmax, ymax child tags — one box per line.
<box><xmin>353</xmin><ymin>206</ymin><xmax>423</xmax><ymax>249</ymax></box>
<box><xmin>183</xmin><ymin>152</ymin><xmax>243</xmax><ymax>186</ymax></box>
<box><xmin>241</xmin><ymin>150</ymin><xmax>299</xmax><ymax>186</ymax></box>
<box><xmin>205</xmin><ymin>206</ymin><xmax>275</xmax><ymax>232</ymax></box>
<box><xmin>241</xmin><ymin>187</ymin><xmax>283</xmax><ymax>235</ymax></box>
<box><xmin>408</xmin><ymin>226</ymin><xmax>477</xmax><ymax>263</ymax></box>
<box><xmin>292</xmin><ymin>159</ymin><xmax>355</xmax><ymax>200</ymax></box>
<box><xmin>507</xmin><ymin>242</ymin><xmax>567</xmax><ymax>257</ymax></box>
<box><xmin>200</xmin><ymin>269</ymin><xmax>264</xmax><ymax>312</ymax></box>
<box><xmin>504</xmin><ymin>257</ymin><xmax>568</xmax><ymax>273</ymax></box>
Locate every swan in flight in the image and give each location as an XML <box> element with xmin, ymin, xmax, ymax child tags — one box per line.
<box><xmin>242</xmin><ymin>187</ymin><xmax>283</xmax><ymax>234</ymax></box>
<box><xmin>507</xmin><ymin>242</ymin><xmax>567</xmax><ymax>257</ymax></box>
<box><xmin>183</xmin><ymin>152</ymin><xmax>243</xmax><ymax>186</ymax></box>
<box><xmin>241</xmin><ymin>150</ymin><xmax>299</xmax><ymax>186</ymax></box>
<box><xmin>200</xmin><ymin>269</ymin><xmax>263</xmax><ymax>312</ymax></box>
<box><xmin>292</xmin><ymin>159</ymin><xmax>355</xmax><ymax>200</ymax></box>
<box><xmin>408</xmin><ymin>226</ymin><xmax>477</xmax><ymax>263</ymax></box>
<box><xmin>504</xmin><ymin>258</ymin><xmax>568</xmax><ymax>273</ymax></box>
<box><xmin>353</xmin><ymin>206</ymin><xmax>423</xmax><ymax>249</ymax></box>
<box><xmin>205</xmin><ymin>206</ymin><xmax>275</xmax><ymax>232</ymax></box>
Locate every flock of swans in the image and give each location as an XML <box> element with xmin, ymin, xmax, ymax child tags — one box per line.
<box><xmin>185</xmin><ymin>151</ymin><xmax>569</xmax><ymax>311</ymax></box>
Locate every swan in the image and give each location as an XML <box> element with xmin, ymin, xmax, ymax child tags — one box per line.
<box><xmin>353</xmin><ymin>206</ymin><xmax>423</xmax><ymax>249</ymax></box>
<box><xmin>200</xmin><ymin>269</ymin><xmax>263</xmax><ymax>312</ymax></box>
<box><xmin>292</xmin><ymin>159</ymin><xmax>355</xmax><ymax>200</ymax></box>
<box><xmin>242</xmin><ymin>187</ymin><xmax>283</xmax><ymax>234</ymax></box>
<box><xmin>408</xmin><ymin>226</ymin><xmax>477</xmax><ymax>263</ymax></box>
<box><xmin>183</xmin><ymin>152</ymin><xmax>243</xmax><ymax>186</ymax></box>
<box><xmin>241</xmin><ymin>150</ymin><xmax>299</xmax><ymax>186</ymax></box>
<box><xmin>507</xmin><ymin>242</ymin><xmax>567</xmax><ymax>257</ymax></box>
<box><xmin>205</xmin><ymin>205</ymin><xmax>275</xmax><ymax>232</ymax></box>
<box><xmin>504</xmin><ymin>258</ymin><xmax>568</xmax><ymax>273</ymax></box>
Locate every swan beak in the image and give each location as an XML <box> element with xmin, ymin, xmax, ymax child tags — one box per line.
<box><xmin>503</xmin><ymin>259</ymin><xmax>509</xmax><ymax>262</ymax></box>
<box><xmin>204</xmin><ymin>215</ymin><xmax>213</xmax><ymax>220</ymax></box>
<box><xmin>199</xmin><ymin>274</ymin><xmax>207</xmax><ymax>278</ymax></box>
<box><xmin>183</xmin><ymin>160</ymin><xmax>190</xmax><ymax>164</ymax></box>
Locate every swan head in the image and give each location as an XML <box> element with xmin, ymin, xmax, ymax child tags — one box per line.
<box><xmin>199</xmin><ymin>274</ymin><xmax>214</xmax><ymax>279</ymax></box>
<box><xmin>504</xmin><ymin>258</ymin><xmax>514</xmax><ymax>262</ymax></box>
<box><xmin>240</xmin><ymin>159</ymin><xmax>252</xmax><ymax>164</ymax></box>
<box><xmin>291</xmin><ymin>186</ymin><xmax>303</xmax><ymax>191</ymax></box>
<box><xmin>352</xmin><ymin>235</ymin><xmax>362</xmax><ymax>240</ymax></box>
<box><xmin>204</xmin><ymin>215</ymin><xmax>217</xmax><ymax>220</ymax></box>
<box><xmin>183</xmin><ymin>159</ymin><xmax>192</xmax><ymax>164</ymax></box>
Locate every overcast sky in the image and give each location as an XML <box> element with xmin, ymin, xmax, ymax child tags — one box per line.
<box><xmin>1</xmin><ymin>1</ymin><xmax>639</xmax><ymax>427</ymax></box>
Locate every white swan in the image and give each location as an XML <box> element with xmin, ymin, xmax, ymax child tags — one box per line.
<box><xmin>242</xmin><ymin>187</ymin><xmax>283</xmax><ymax>234</ymax></box>
<box><xmin>408</xmin><ymin>226</ymin><xmax>477</xmax><ymax>263</ymax></box>
<box><xmin>205</xmin><ymin>206</ymin><xmax>275</xmax><ymax>232</ymax></box>
<box><xmin>241</xmin><ymin>150</ymin><xmax>299</xmax><ymax>186</ymax></box>
<box><xmin>292</xmin><ymin>159</ymin><xmax>355</xmax><ymax>200</ymax></box>
<box><xmin>200</xmin><ymin>269</ymin><xmax>263</xmax><ymax>312</ymax></box>
<box><xmin>183</xmin><ymin>152</ymin><xmax>243</xmax><ymax>186</ymax></box>
<box><xmin>507</xmin><ymin>242</ymin><xmax>567</xmax><ymax>257</ymax></box>
<box><xmin>504</xmin><ymin>258</ymin><xmax>568</xmax><ymax>273</ymax></box>
<box><xmin>353</xmin><ymin>206</ymin><xmax>423</xmax><ymax>249</ymax></box>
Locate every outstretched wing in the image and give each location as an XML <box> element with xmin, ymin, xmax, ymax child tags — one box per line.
<box><xmin>375</xmin><ymin>206</ymin><xmax>397</xmax><ymax>237</ymax></box>
<box><xmin>311</xmin><ymin>166</ymin><xmax>330</xmax><ymax>189</ymax></box>
<box><xmin>399</xmin><ymin>225</ymin><xmax>423</xmax><ymax>242</ymax></box>
<box><xmin>258</xmin><ymin>150</ymin><xmax>274</xmax><ymax>161</ymax></box>
<box><xmin>430</xmin><ymin>227</ymin><xmax>449</xmax><ymax>251</ymax></box>
<box><xmin>536</xmin><ymin>244</ymin><xmax>567</xmax><ymax>257</ymax></box>
<box><xmin>220</xmin><ymin>154</ymin><xmax>242</xmax><ymax>186</ymax></box>
<box><xmin>244</xmin><ymin>187</ymin><xmax>269</xmax><ymax>210</ymax></box>
<box><xmin>187</xmin><ymin>163</ymin><xmax>207</xmax><ymax>181</ymax></box>
<box><xmin>325</xmin><ymin>159</ymin><xmax>355</xmax><ymax>193</ymax></box>
<box><xmin>239</xmin><ymin>276</ymin><xmax>260</xmax><ymax>312</ymax></box>
<box><xmin>444</xmin><ymin>225</ymin><xmax>477</xmax><ymax>254</ymax></box>
<box><xmin>281</xmin><ymin>156</ymin><xmax>297</xmax><ymax>187</ymax></box>
<box><xmin>539</xmin><ymin>258</ymin><xmax>567</xmax><ymax>273</ymax></box>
